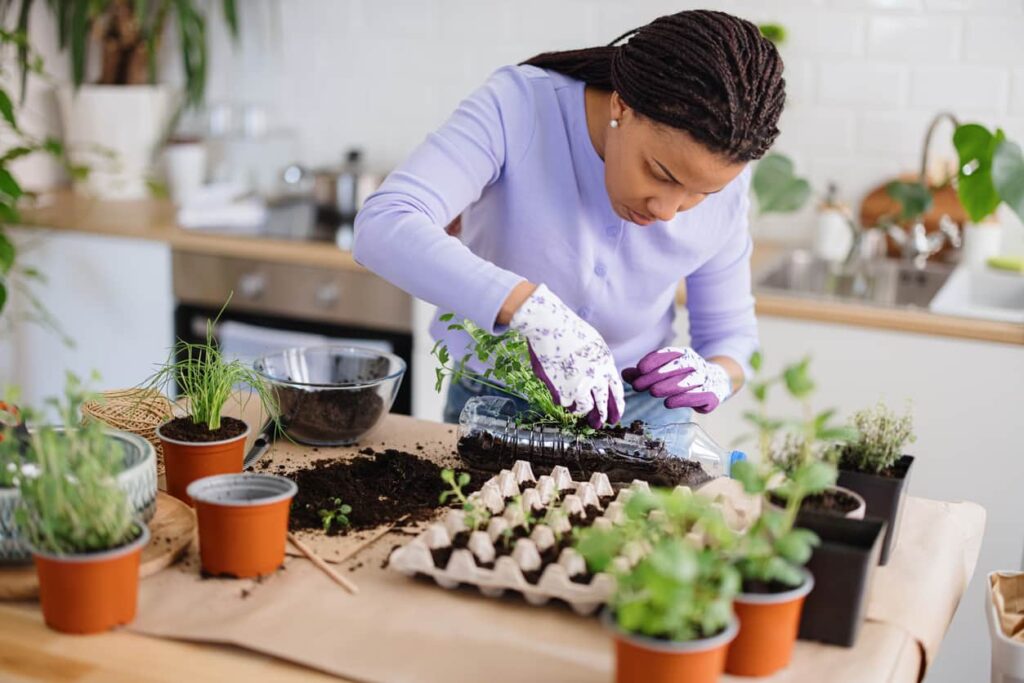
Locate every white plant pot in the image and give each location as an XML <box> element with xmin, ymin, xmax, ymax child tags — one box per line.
<box><xmin>56</xmin><ymin>85</ymin><xmax>175</xmax><ymax>200</ymax></box>
<box><xmin>162</xmin><ymin>142</ymin><xmax>207</xmax><ymax>205</ymax></box>
<box><xmin>961</xmin><ymin>220</ymin><xmax>1004</xmax><ymax>269</ymax></box>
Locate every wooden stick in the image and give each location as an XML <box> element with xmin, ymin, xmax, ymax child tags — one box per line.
<box><xmin>287</xmin><ymin>532</ymin><xmax>359</xmax><ymax>596</ymax></box>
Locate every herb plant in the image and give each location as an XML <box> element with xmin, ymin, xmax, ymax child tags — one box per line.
<box><xmin>4</xmin><ymin>372</ymin><xmax>139</xmax><ymax>554</ymax></box>
<box><xmin>318</xmin><ymin>498</ymin><xmax>352</xmax><ymax>533</ymax></box>
<box><xmin>432</xmin><ymin>314</ymin><xmax>585</xmax><ymax>431</ymax></box>
<box><xmin>832</xmin><ymin>402</ymin><xmax>915</xmax><ymax>475</ymax></box>
<box><xmin>576</xmin><ymin>488</ymin><xmax>740</xmax><ymax>642</ymax></box>
<box><xmin>143</xmin><ymin>296</ymin><xmax>278</xmax><ymax>433</ymax></box>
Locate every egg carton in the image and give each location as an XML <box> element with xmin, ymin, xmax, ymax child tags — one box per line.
<box><xmin>387</xmin><ymin>460</ymin><xmax>692</xmax><ymax>615</ymax></box>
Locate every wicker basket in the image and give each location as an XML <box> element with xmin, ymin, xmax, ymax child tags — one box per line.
<box><xmin>81</xmin><ymin>388</ymin><xmax>176</xmax><ymax>476</ymax></box>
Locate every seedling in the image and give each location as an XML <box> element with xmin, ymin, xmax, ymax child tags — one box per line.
<box><xmin>439</xmin><ymin>468</ymin><xmax>491</xmax><ymax>531</ymax></box>
<box><xmin>318</xmin><ymin>498</ymin><xmax>352</xmax><ymax>533</ymax></box>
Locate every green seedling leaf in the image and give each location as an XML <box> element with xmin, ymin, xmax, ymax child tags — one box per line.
<box><xmin>749</xmin><ymin>350</ymin><xmax>763</xmax><ymax>373</ymax></box>
<box><xmin>0</xmin><ymin>90</ymin><xmax>17</xmax><ymax>130</ymax></box>
<box><xmin>783</xmin><ymin>357</ymin><xmax>814</xmax><ymax>398</ymax></box>
<box><xmin>0</xmin><ymin>232</ymin><xmax>14</xmax><ymax>274</ymax></box>
<box><xmin>730</xmin><ymin>460</ymin><xmax>765</xmax><ymax>494</ymax></box>
<box><xmin>438</xmin><ymin>312</ymin><xmax>454</xmax><ymax>322</ymax></box>
<box><xmin>758</xmin><ymin>23</ymin><xmax>787</xmax><ymax>45</ymax></box>
<box><xmin>0</xmin><ymin>169</ymin><xmax>24</xmax><ymax>201</ymax></box>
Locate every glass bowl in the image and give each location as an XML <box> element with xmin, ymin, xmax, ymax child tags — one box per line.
<box><xmin>253</xmin><ymin>345</ymin><xmax>406</xmax><ymax>446</ymax></box>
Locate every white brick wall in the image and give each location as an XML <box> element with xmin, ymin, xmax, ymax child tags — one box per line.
<box><xmin>193</xmin><ymin>0</ymin><xmax>1023</xmax><ymax>245</ymax></box>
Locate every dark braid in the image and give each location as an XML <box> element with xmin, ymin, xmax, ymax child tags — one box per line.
<box><xmin>522</xmin><ymin>10</ymin><xmax>785</xmax><ymax>162</ymax></box>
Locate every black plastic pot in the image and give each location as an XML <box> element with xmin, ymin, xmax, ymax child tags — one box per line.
<box><xmin>837</xmin><ymin>455</ymin><xmax>914</xmax><ymax>565</ymax></box>
<box><xmin>796</xmin><ymin>512</ymin><xmax>886</xmax><ymax>647</ymax></box>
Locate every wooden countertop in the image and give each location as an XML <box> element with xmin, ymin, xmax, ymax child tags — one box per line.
<box><xmin>18</xmin><ymin>190</ymin><xmax>1023</xmax><ymax>345</ymax></box>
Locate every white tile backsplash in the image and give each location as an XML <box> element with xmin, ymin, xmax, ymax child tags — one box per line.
<box><xmin>1012</xmin><ymin>68</ymin><xmax>1024</xmax><ymax>115</ymax></box>
<box><xmin>867</xmin><ymin>15</ymin><xmax>962</xmax><ymax>61</ymax></box>
<box><xmin>910</xmin><ymin>65</ymin><xmax>1010</xmax><ymax>110</ymax></box>
<box><xmin>818</xmin><ymin>61</ymin><xmax>909</xmax><ymax>106</ymax></box>
<box><xmin>964</xmin><ymin>15</ymin><xmax>1024</xmax><ymax>64</ymax></box>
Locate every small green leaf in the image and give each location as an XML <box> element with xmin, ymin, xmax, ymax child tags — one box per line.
<box><xmin>885</xmin><ymin>181</ymin><xmax>933</xmax><ymax>221</ymax></box>
<box><xmin>0</xmin><ymin>90</ymin><xmax>17</xmax><ymax>130</ymax></box>
<box><xmin>438</xmin><ymin>312</ymin><xmax>454</xmax><ymax>322</ymax></box>
<box><xmin>0</xmin><ymin>232</ymin><xmax>14</xmax><ymax>274</ymax></box>
<box><xmin>782</xmin><ymin>358</ymin><xmax>814</xmax><ymax>398</ymax></box>
<box><xmin>758</xmin><ymin>23</ymin><xmax>787</xmax><ymax>45</ymax></box>
<box><xmin>0</xmin><ymin>169</ymin><xmax>23</xmax><ymax>201</ymax></box>
<box><xmin>752</xmin><ymin>154</ymin><xmax>811</xmax><ymax>215</ymax></box>
<box><xmin>749</xmin><ymin>350</ymin><xmax>763</xmax><ymax>373</ymax></box>
<box><xmin>730</xmin><ymin>460</ymin><xmax>765</xmax><ymax>494</ymax></box>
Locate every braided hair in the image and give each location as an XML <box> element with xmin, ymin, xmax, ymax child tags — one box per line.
<box><xmin>522</xmin><ymin>10</ymin><xmax>785</xmax><ymax>163</ymax></box>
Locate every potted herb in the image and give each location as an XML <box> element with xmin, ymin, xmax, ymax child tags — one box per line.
<box><xmin>576</xmin><ymin>488</ymin><xmax>740</xmax><ymax>683</ymax></box>
<box><xmin>741</xmin><ymin>353</ymin><xmax>864</xmax><ymax>519</ymax></box>
<box><xmin>831</xmin><ymin>403</ymin><xmax>916</xmax><ymax>565</ymax></box>
<box><xmin>725</xmin><ymin>458</ymin><xmax>832</xmax><ymax>676</ymax></box>
<box><xmin>2</xmin><ymin>374</ymin><xmax>149</xmax><ymax>634</ymax></box>
<box><xmin>10</xmin><ymin>0</ymin><xmax>240</xmax><ymax>199</ymax></box>
<box><xmin>435</xmin><ymin>316</ymin><xmax>712</xmax><ymax>487</ymax></box>
<box><xmin>145</xmin><ymin>299</ymin><xmax>278</xmax><ymax>504</ymax></box>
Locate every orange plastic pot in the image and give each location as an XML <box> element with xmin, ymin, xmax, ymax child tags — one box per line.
<box><xmin>606</xmin><ymin>612</ymin><xmax>738</xmax><ymax>683</ymax></box>
<box><xmin>188</xmin><ymin>473</ymin><xmax>297</xmax><ymax>578</ymax></box>
<box><xmin>32</xmin><ymin>524</ymin><xmax>150</xmax><ymax>634</ymax></box>
<box><xmin>157</xmin><ymin>419</ymin><xmax>250</xmax><ymax>505</ymax></box>
<box><xmin>726</xmin><ymin>570</ymin><xmax>814</xmax><ymax>677</ymax></box>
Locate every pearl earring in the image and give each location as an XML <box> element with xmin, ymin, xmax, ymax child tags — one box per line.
<box><xmin>609</xmin><ymin>119</ymin><xmax>619</xmax><ymax>129</ymax></box>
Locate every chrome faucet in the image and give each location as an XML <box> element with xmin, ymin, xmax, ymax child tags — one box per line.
<box><xmin>886</xmin><ymin>215</ymin><xmax>961</xmax><ymax>270</ymax></box>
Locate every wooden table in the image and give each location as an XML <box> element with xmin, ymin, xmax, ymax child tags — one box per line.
<box><xmin>0</xmin><ymin>407</ymin><xmax>985</xmax><ymax>682</ymax></box>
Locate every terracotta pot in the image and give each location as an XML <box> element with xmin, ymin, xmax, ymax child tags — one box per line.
<box><xmin>605</xmin><ymin>612</ymin><xmax>738</xmax><ymax>683</ymax></box>
<box><xmin>726</xmin><ymin>569</ymin><xmax>814</xmax><ymax>677</ymax></box>
<box><xmin>188</xmin><ymin>473</ymin><xmax>297</xmax><ymax>578</ymax></box>
<box><xmin>32</xmin><ymin>523</ymin><xmax>150</xmax><ymax>634</ymax></box>
<box><xmin>157</xmin><ymin>419</ymin><xmax>250</xmax><ymax>505</ymax></box>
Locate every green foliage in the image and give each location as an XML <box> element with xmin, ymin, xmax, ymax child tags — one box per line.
<box><xmin>2</xmin><ymin>371</ymin><xmax>139</xmax><ymax>554</ymax></box>
<box><xmin>833</xmin><ymin>402</ymin><xmax>915</xmax><ymax>474</ymax></box>
<box><xmin>439</xmin><ymin>468</ymin><xmax>490</xmax><ymax>531</ymax></box>
<box><xmin>318</xmin><ymin>497</ymin><xmax>352</xmax><ymax>533</ymax></box>
<box><xmin>953</xmin><ymin>123</ymin><xmax>1024</xmax><ymax>223</ymax></box>
<box><xmin>11</xmin><ymin>0</ymin><xmax>240</xmax><ymax>108</ymax></box>
<box><xmin>142</xmin><ymin>296</ymin><xmax>277</xmax><ymax>432</ymax></box>
<box><xmin>576</xmin><ymin>488</ymin><xmax>740</xmax><ymax>642</ymax></box>
<box><xmin>993</xmin><ymin>138</ymin><xmax>1024</xmax><ymax>224</ymax></box>
<box><xmin>432</xmin><ymin>314</ymin><xmax>586</xmax><ymax>432</ymax></box>
<box><xmin>752</xmin><ymin>153</ymin><xmax>811</xmax><ymax>215</ymax></box>
<box><xmin>886</xmin><ymin>180</ymin><xmax>933</xmax><ymax>221</ymax></box>
<box><xmin>758</xmin><ymin>23</ymin><xmax>787</xmax><ymax>46</ymax></box>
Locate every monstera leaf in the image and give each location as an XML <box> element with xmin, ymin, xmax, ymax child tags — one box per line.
<box><xmin>753</xmin><ymin>153</ymin><xmax>812</xmax><ymax>215</ymax></box>
<box><xmin>954</xmin><ymin>124</ymin><xmax>1006</xmax><ymax>223</ymax></box>
<box><xmin>993</xmin><ymin>138</ymin><xmax>1024</xmax><ymax>224</ymax></box>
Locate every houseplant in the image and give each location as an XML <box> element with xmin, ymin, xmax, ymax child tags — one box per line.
<box><xmin>740</xmin><ymin>352</ymin><xmax>864</xmax><ymax>519</ymax></box>
<box><xmin>435</xmin><ymin>316</ymin><xmax>715</xmax><ymax>486</ymax></box>
<box><xmin>830</xmin><ymin>402</ymin><xmax>916</xmax><ymax>565</ymax></box>
<box><xmin>10</xmin><ymin>0</ymin><xmax>240</xmax><ymax>199</ymax></box>
<box><xmin>576</xmin><ymin>488</ymin><xmax>740</xmax><ymax>683</ymax></box>
<box><xmin>1</xmin><ymin>372</ymin><xmax>149</xmax><ymax>633</ymax></box>
<box><xmin>145</xmin><ymin>298</ymin><xmax>278</xmax><ymax>504</ymax></box>
<box><xmin>725</xmin><ymin>458</ymin><xmax>832</xmax><ymax>676</ymax></box>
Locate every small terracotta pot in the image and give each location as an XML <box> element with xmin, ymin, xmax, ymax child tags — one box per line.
<box><xmin>726</xmin><ymin>569</ymin><xmax>814</xmax><ymax>677</ymax></box>
<box><xmin>605</xmin><ymin>612</ymin><xmax>738</xmax><ymax>683</ymax></box>
<box><xmin>157</xmin><ymin>419</ymin><xmax>250</xmax><ymax>505</ymax></box>
<box><xmin>188</xmin><ymin>473</ymin><xmax>297</xmax><ymax>578</ymax></box>
<box><xmin>32</xmin><ymin>523</ymin><xmax>150</xmax><ymax>634</ymax></box>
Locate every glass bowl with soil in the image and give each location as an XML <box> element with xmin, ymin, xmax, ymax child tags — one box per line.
<box><xmin>455</xmin><ymin>396</ymin><xmax>731</xmax><ymax>488</ymax></box>
<box><xmin>254</xmin><ymin>346</ymin><xmax>406</xmax><ymax>446</ymax></box>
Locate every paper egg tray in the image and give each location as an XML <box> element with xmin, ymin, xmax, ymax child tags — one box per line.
<box><xmin>387</xmin><ymin>460</ymin><xmax>685</xmax><ymax>615</ymax></box>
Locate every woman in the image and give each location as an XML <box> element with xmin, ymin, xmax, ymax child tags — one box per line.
<box><xmin>354</xmin><ymin>10</ymin><xmax>785</xmax><ymax>428</ymax></box>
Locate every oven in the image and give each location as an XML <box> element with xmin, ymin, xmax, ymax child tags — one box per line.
<box><xmin>172</xmin><ymin>250</ymin><xmax>414</xmax><ymax>415</ymax></box>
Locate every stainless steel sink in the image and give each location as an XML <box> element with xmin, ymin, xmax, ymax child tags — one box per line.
<box><xmin>755</xmin><ymin>250</ymin><xmax>953</xmax><ymax>309</ymax></box>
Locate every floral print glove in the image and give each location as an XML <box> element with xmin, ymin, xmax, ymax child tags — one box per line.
<box><xmin>621</xmin><ymin>346</ymin><xmax>731</xmax><ymax>414</ymax></box>
<box><xmin>510</xmin><ymin>284</ymin><xmax>624</xmax><ymax>428</ymax></box>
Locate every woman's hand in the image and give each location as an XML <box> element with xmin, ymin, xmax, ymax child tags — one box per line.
<box><xmin>622</xmin><ymin>346</ymin><xmax>731</xmax><ymax>414</ymax></box>
<box><xmin>509</xmin><ymin>284</ymin><xmax>624</xmax><ymax>428</ymax></box>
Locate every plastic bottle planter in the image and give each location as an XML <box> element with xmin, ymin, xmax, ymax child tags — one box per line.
<box><xmin>795</xmin><ymin>512</ymin><xmax>886</xmax><ymax>647</ymax></box>
<box><xmin>389</xmin><ymin>461</ymin><xmax>674</xmax><ymax>614</ymax></box>
<box><xmin>1</xmin><ymin>430</ymin><xmax>157</xmax><ymax>564</ymax></box>
<box><xmin>725</xmin><ymin>569</ymin><xmax>814</xmax><ymax>677</ymax></box>
<box><xmin>31</xmin><ymin>523</ymin><xmax>150</xmax><ymax>634</ymax></box>
<box><xmin>455</xmin><ymin>396</ymin><xmax>733</xmax><ymax>487</ymax></box>
<box><xmin>187</xmin><ymin>473</ymin><xmax>297</xmax><ymax>578</ymax></box>
<box><xmin>158</xmin><ymin>420</ymin><xmax>250</xmax><ymax>505</ymax></box>
<box><xmin>837</xmin><ymin>456</ymin><xmax>915</xmax><ymax>565</ymax></box>
<box><xmin>607</xmin><ymin>612</ymin><xmax>739</xmax><ymax>683</ymax></box>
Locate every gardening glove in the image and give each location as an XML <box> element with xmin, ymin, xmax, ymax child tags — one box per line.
<box><xmin>621</xmin><ymin>346</ymin><xmax>731</xmax><ymax>414</ymax></box>
<box><xmin>509</xmin><ymin>284</ymin><xmax>624</xmax><ymax>428</ymax></box>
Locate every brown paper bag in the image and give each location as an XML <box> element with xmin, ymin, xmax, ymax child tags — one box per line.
<box><xmin>991</xmin><ymin>573</ymin><xmax>1024</xmax><ymax>642</ymax></box>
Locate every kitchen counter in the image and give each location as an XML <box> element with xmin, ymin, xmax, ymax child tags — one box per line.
<box><xmin>18</xmin><ymin>191</ymin><xmax>1023</xmax><ymax>345</ymax></box>
<box><xmin>0</xmin><ymin>398</ymin><xmax>985</xmax><ymax>682</ymax></box>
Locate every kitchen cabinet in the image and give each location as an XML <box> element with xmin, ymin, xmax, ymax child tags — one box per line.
<box><xmin>0</xmin><ymin>227</ymin><xmax>174</xmax><ymax>412</ymax></box>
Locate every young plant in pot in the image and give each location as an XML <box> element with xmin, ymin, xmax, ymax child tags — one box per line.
<box><xmin>741</xmin><ymin>353</ymin><xmax>863</xmax><ymax>519</ymax></box>
<box><xmin>576</xmin><ymin>488</ymin><xmax>740</xmax><ymax>683</ymax></box>
<box><xmin>829</xmin><ymin>403</ymin><xmax>915</xmax><ymax>565</ymax></box>
<box><xmin>145</xmin><ymin>300</ymin><xmax>278</xmax><ymax>504</ymax></box>
<box><xmin>435</xmin><ymin>316</ymin><xmax>712</xmax><ymax>487</ymax></box>
<box><xmin>0</xmin><ymin>374</ymin><xmax>149</xmax><ymax>634</ymax></box>
<box><xmin>724</xmin><ymin>458</ymin><xmax>834</xmax><ymax>677</ymax></box>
